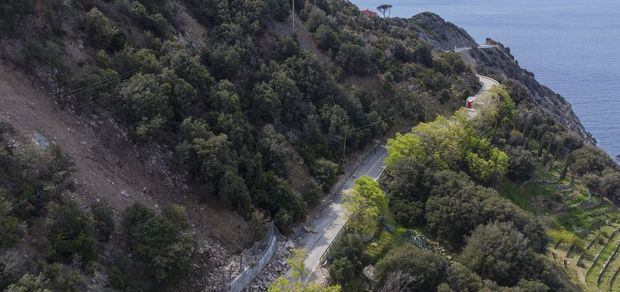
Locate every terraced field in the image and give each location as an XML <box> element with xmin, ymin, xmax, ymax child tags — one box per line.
<box><xmin>511</xmin><ymin>167</ymin><xmax>620</xmax><ymax>291</ymax></box>
<box><xmin>585</xmin><ymin>230</ymin><xmax>620</xmax><ymax>288</ymax></box>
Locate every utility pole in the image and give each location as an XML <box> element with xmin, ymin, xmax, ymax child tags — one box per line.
<box><xmin>342</xmin><ymin>129</ymin><xmax>348</xmax><ymax>166</ymax></box>
<box><xmin>292</xmin><ymin>0</ymin><xmax>295</xmax><ymax>32</ymax></box>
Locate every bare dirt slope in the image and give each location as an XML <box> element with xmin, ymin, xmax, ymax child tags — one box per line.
<box><xmin>0</xmin><ymin>63</ymin><xmax>245</xmax><ymax>246</ymax></box>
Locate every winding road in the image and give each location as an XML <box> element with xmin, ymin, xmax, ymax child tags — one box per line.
<box><xmin>292</xmin><ymin>74</ymin><xmax>500</xmax><ymax>285</ymax></box>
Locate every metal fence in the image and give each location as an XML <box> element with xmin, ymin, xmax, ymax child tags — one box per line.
<box><xmin>225</xmin><ymin>223</ymin><xmax>278</xmax><ymax>292</ymax></box>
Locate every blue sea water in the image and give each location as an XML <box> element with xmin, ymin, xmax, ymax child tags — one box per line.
<box><xmin>353</xmin><ymin>0</ymin><xmax>620</xmax><ymax>159</ymax></box>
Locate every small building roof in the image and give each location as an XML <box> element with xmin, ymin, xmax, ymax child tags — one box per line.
<box><xmin>361</xmin><ymin>9</ymin><xmax>378</xmax><ymax>17</ymax></box>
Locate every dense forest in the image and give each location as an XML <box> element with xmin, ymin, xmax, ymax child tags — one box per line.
<box><xmin>2</xmin><ymin>0</ymin><xmax>620</xmax><ymax>291</ymax></box>
<box><xmin>0</xmin><ymin>0</ymin><xmax>480</xmax><ymax>290</ymax></box>
<box><xmin>323</xmin><ymin>82</ymin><xmax>620</xmax><ymax>291</ymax></box>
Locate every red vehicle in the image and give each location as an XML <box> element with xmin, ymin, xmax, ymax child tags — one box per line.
<box><xmin>466</xmin><ymin>96</ymin><xmax>476</xmax><ymax>108</ymax></box>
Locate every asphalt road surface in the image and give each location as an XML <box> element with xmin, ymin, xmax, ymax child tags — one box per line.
<box><xmin>296</xmin><ymin>146</ymin><xmax>388</xmax><ymax>284</ymax></box>
<box><xmin>290</xmin><ymin>74</ymin><xmax>499</xmax><ymax>285</ymax></box>
<box><xmin>453</xmin><ymin>43</ymin><xmax>499</xmax><ymax>52</ymax></box>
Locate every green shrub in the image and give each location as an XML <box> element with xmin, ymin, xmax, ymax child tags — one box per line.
<box><xmin>0</xmin><ymin>0</ymin><xmax>33</xmax><ymax>33</ymax></box>
<box><xmin>311</xmin><ymin>158</ymin><xmax>340</xmax><ymax>192</ymax></box>
<box><xmin>0</xmin><ymin>194</ymin><xmax>25</xmax><ymax>248</ymax></box>
<box><xmin>218</xmin><ymin>169</ymin><xmax>251</xmax><ymax>217</ymax></box>
<box><xmin>44</xmin><ymin>201</ymin><xmax>99</xmax><ymax>264</ymax></box>
<box><xmin>121</xmin><ymin>203</ymin><xmax>193</xmax><ymax>285</ymax></box>
<box><xmin>84</xmin><ymin>8</ymin><xmax>126</xmax><ymax>51</ymax></box>
<box><xmin>252</xmin><ymin>172</ymin><xmax>305</xmax><ymax>230</ymax></box>
<box><xmin>547</xmin><ymin>229</ymin><xmax>582</xmax><ymax>248</ymax></box>
<box><xmin>301</xmin><ymin>181</ymin><xmax>323</xmax><ymax>208</ymax></box>
<box><xmin>90</xmin><ymin>201</ymin><xmax>114</xmax><ymax>242</ymax></box>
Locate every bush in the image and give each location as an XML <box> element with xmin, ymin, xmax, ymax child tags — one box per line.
<box><xmin>335</xmin><ymin>43</ymin><xmax>375</xmax><ymax>75</ymax></box>
<box><xmin>301</xmin><ymin>181</ymin><xmax>323</xmax><ymax>208</ymax></box>
<box><xmin>375</xmin><ymin>244</ymin><xmax>448</xmax><ymax>291</ymax></box>
<box><xmin>84</xmin><ymin>8</ymin><xmax>126</xmax><ymax>51</ymax></box>
<box><xmin>247</xmin><ymin>211</ymin><xmax>268</xmax><ymax>243</ymax></box>
<box><xmin>506</xmin><ymin>146</ymin><xmax>537</xmax><ymax>182</ymax></box>
<box><xmin>90</xmin><ymin>201</ymin><xmax>114</xmax><ymax>242</ymax></box>
<box><xmin>252</xmin><ymin>172</ymin><xmax>305</xmax><ymax>230</ymax></box>
<box><xmin>121</xmin><ymin>203</ymin><xmax>193</xmax><ymax>285</ymax></box>
<box><xmin>0</xmin><ymin>0</ymin><xmax>33</xmax><ymax>33</ymax></box>
<box><xmin>311</xmin><ymin>158</ymin><xmax>340</xmax><ymax>192</ymax></box>
<box><xmin>218</xmin><ymin>169</ymin><xmax>251</xmax><ymax>216</ymax></box>
<box><xmin>0</xmin><ymin>194</ymin><xmax>25</xmax><ymax>248</ymax></box>
<box><xmin>6</xmin><ymin>274</ymin><xmax>48</xmax><ymax>292</ymax></box>
<box><xmin>547</xmin><ymin>229</ymin><xmax>582</xmax><ymax>248</ymax></box>
<box><xmin>389</xmin><ymin>197</ymin><xmax>424</xmax><ymax>227</ymax></box>
<box><xmin>459</xmin><ymin>221</ymin><xmax>531</xmax><ymax>286</ymax></box>
<box><xmin>120</xmin><ymin>72</ymin><xmax>173</xmax><ymax>140</ymax></box>
<box><xmin>316</xmin><ymin>25</ymin><xmax>341</xmax><ymax>51</ymax></box>
<box><xmin>326</xmin><ymin>233</ymin><xmax>366</xmax><ymax>286</ymax></box>
<box><xmin>328</xmin><ymin>257</ymin><xmax>355</xmax><ymax>285</ymax></box>
<box><xmin>44</xmin><ymin>202</ymin><xmax>99</xmax><ymax>264</ymax></box>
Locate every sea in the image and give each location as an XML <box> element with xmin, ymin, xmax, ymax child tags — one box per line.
<box><xmin>352</xmin><ymin>0</ymin><xmax>620</xmax><ymax>160</ymax></box>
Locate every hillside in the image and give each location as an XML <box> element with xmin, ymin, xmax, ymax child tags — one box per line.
<box><xmin>0</xmin><ymin>0</ymin><xmax>617</xmax><ymax>291</ymax></box>
<box><xmin>0</xmin><ymin>0</ymin><xmax>477</xmax><ymax>290</ymax></box>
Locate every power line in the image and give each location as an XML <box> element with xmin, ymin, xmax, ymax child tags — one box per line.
<box><xmin>56</xmin><ymin>57</ymin><xmax>193</xmax><ymax>105</ymax></box>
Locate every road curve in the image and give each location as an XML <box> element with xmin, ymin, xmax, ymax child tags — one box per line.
<box><xmin>452</xmin><ymin>43</ymin><xmax>499</xmax><ymax>52</ymax></box>
<box><xmin>288</xmin><ymin>74</ymin><xmax>499</xmax><ymax>285</ymax></box>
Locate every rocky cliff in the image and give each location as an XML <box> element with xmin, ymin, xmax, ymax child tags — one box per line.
<box><xmin>412</xmin><ymin>12</ymin><xmax>478</xmax><ymax>51</ymax></box>
<box><xmin>464</xmin><ymin>42</ymin><xmax>592</xmax><ymax>141</ymax></box>
<box><xmin>416</xmin><ymin>13</ymin><xmax>592</xmax><ymax>142</ymax></box>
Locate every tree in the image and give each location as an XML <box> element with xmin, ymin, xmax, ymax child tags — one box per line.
<box><xmin>505</xmin><ymin>146</ymin><xmax>537</xmax><ymax>182</ymax></box>
<box><xmin>218</xmin><ymin>169</ymin><xmax>251</xmax><ymax>216</ymax></box>
<box><xmin>443</xmin><ymin>262</ymin><xmax>484</xmax><ymax>292</ymax></box>
<box><xmin>160</xmin><ymin>41</ymin><xmax>215</xmax><ymax>97</ymax></box>
<box><xmin>386</xmin><ymin>115</ymin><xmax>507</xmax><ymax>183</ymax></box>
<box><xmin>335</xmin><ymin>44</ymin><xmax>375</xmax><ymax>75</ymax></box>
<box><xmin>375</xmin><ymin>244</ymin><xmax>448</xmax><ymax>291</ymax></box>
<box><xmin>120</xmin><ymin>73</ymin><xmax>173</xmax><ymax>140</ymax></box>
<box><xmin>326</xmin><ymin>234</ymin><xmax>366</xmax><ymax>285</ymax></box>
<box><xmin>44</xmin><ymin>202</ymin><xmax>99</xmax><ymax>264</ymax></box>
<box><xmin>269</xmin><ymin>0</ymin><xmax>291</xmax><ymax>21</ymax></box>
<box><xmin>84</xmin><ymin>8</ymin><xmax>126</xmax><ymax>51</ymax></box>
<box><xmin>252</xmin><ymin>172</ymin><xmax>305</xmax><ymax>230</ymax></box>
<box><xmin>0</xmin><ymin>0</ymin><xmax>33</xmax><ymax>33</ymax></box>
<box><xmin>316</xmin><ymin>25</ymin><xmax>341</xmax><ymax>51</ymax></box>
<box><xmin>162</xmin><ymin>204</ymin><xmax>190</xmax><ymax>230</ymax></box>
<box><xmin>90</xmin><ymin>201</ymin><xmax>114</xmax><ymax>242</ymax></box>
<box><xmin>425</xmin><ymin>181</ymin><xmax>485</xmax><ymax>250</ymax></box>
<box><xmin>6</xmin><ymin>273</ymin><xmax>50</xmax><ymax>292</ymax></box>
<box><xmin>376</xmin><ymin>4</ymin><xmax>392</xmax><ymax>18</ymax></box>
<box><xmin>571</xmin><ymin>145</ymin><xmax>613</xmax><ymax>176</ymax></box>
<box><xmin>301</xmin><ymin>181</ymin><xmax>323</xmax><ymax>208</ymax></box>
<box><xmin>269</xmin><ymin>248</ymin><xmax>341</xmax><ymax>292</ymax></box>
<box><xmin>311</xmin><ymin>158</ymin><xmax>340</xmax><ymax>191</ymax></box>
<box><xmin>459</xmin><ymin>221</ymin><xmax>531</xmax><ymax>286</ymax></box>
<box><xmin>121</xmin><ymin>203</ymin><xmax>193</xmax><ymax>285</ymax></box>
<box><xmin>601</xmin><ymin>169</ymin><xmax>620</xmax><ymax>202</ymax></box>
<box><xmin>252</xmin><ymin>83</ymin><xmax>282</xmax><ymax>123</ymax></box>
<box><xmin>258</xmin><ymin>125</ymin><xmax>290</xmax><ymax>176</ymax></box>
<box><xmin>0</xmin><ymin>194</ymin><xmax>24</xmax><ymax>248</ymax></box>
<box><xmin>383</xmin><ymin>158</ymin><xmax>433</xmax><ymax>226</ymax></box>
<box><xmin>328</xmin><ymin>258</ymin><xmax>355</xmax><ymax>285</ymax></box>
<box><xmin>247</xmin><ymin>210</ymin><xmax>268</xmax><ymax>243</ymax></box>
<box><xmin>516</xmin><ymin>279</ymin><xmax>550</xmax><ymax>292</ymax></box>
<box><xmin>343</xmin><ymin>176</ymin><xmax>387</xmax><ymax>238</ymax></box>
<box><xmin>192</xmin><ymin>133</ymin><xmax>234</xmax><ymax>188</ymax></box>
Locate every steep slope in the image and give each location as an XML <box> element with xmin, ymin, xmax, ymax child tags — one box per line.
<box><xmin>412</xmin><ymin>14</ymin><xmax>591</xmax><ymax>142</ymax></box>
<box><xmin>412</xmin><ymin>12</ymin><xmax>478</xmax><ymax>51</ymax></box>
<box><xmin>465</xmin><ymin>42</ymin><xmax>592</xmax><ymax>141</ymax></box>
